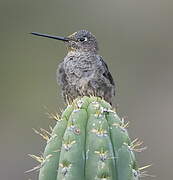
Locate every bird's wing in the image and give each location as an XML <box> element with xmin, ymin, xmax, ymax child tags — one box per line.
<box><xmin>99</xmin><ymin>56</ymin><xmax>115</xmax><ymax>86</ymax></box>
<box><xmin>57</xmin><ymin>61</ymin><xmax>67</xmax><ymax>86</ymax></box>
<box><xmin>99</xmin><ymin>56</ymin><xmax>116</xmax><ymax>96</ymax></box>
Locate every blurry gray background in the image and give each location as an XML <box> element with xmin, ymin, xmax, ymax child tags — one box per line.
<box><xmin>0</xmin><ymin>0</ymin><xmax>173</xmax><ymax>179</ymax></box>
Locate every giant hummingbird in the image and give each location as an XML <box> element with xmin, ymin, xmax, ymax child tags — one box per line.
<box><xmin>31</xmin><ymin>30</ymin><xmax>115</xmax><ymax>105</ymax></box>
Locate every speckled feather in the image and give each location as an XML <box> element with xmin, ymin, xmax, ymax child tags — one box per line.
<box><xmin>57</xmin><ymin>30</ymin><xmax>115</xmax><ymax>104</ymax></box>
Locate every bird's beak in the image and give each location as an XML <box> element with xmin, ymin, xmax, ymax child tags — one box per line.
<box><xmin>31</xmin><ymin>32</ymin><xmax>70</xmax><ymax>42</ymax></box>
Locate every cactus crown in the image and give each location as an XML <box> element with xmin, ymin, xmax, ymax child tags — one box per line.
<box><xmin>29</xmin><ymin>96</ymin><xmax>150</xmax><ymax>180</ymax></box>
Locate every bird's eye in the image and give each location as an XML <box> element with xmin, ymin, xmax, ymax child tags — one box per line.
<box><xmin>79</xmin><ymin>37</ymin><xmax>87</xmax><ymax>42</ymax></box>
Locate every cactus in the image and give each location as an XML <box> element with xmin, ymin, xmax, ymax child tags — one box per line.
<box><xmin>30</xmin><ymin>96</ymin><xmax>149</xmax><ymax>180</ymax></box>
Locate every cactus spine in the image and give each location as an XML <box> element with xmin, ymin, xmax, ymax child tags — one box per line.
<box><xmin>32</xmin><ymin>96</ymin><xmax>145</xmax><ymax>180</ymax></box>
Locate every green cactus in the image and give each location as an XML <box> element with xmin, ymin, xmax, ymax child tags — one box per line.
<box><xmin>30</xmin><ymin>96</ymin><xmax>148</xmax><ymax>180</ymax></box>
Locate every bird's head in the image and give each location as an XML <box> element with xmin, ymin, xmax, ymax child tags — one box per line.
<box><xmin>31</xmin><ymin>30</ymin><xmax>98</xmax><ymax>53</ymax></box>
<box><xmin>66</xmin><ymin>30</ymin><xmax>98</xmax><ymax>53</ymax></box>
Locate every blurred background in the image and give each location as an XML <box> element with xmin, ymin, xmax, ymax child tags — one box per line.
<box><xmin>0</xmin><ymin>0</ymin><xmax>173</xmax><ymax>179</ymax></box>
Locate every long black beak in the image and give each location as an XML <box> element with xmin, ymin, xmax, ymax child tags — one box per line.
<box><xmin>31</xmin><ymin>32</ymin><xmax>69</xmax><ymax>42</ymax></box>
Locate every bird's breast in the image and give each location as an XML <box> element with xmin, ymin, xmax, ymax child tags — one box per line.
<box><xmin>64</xmin><ymin>53</ymin><xmax>96</xmax><ymax>80</ymax></box>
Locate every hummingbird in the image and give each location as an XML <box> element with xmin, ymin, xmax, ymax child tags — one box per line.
<box><xmin>31</xmin><ymin>30</ymin><xmax>115</xmax><ymax>105</ymax></box>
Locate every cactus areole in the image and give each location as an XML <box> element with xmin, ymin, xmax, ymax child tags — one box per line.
<box><xmin>35</xmin><ymin>96</ymin><xmax>140</xmax><ymax>180</ymax></box>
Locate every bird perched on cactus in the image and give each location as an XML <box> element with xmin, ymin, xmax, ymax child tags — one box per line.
<box><xmin>31</xmin><ymin>30</ymin><xmax>115</xmax><ymax>105</ymax></box>
<box><xmin>29</xmin><ymin>30</ymin><xmax>151</xmax><ymax>180</ymax></box>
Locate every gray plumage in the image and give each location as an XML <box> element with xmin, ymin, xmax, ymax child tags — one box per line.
<box><xmin>31</xmin><ymin>30</ymin><xmax>115</xmax><ymax>104</ymax></box>
<box><xmin>57</xmin><ymin>30</ymin><xmax>115</xmax><ymax>104</ymax></box>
